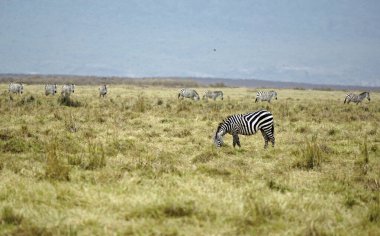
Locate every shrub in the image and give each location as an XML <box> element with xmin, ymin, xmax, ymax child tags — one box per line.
<box><xmin>293</xmin><ymin>136</ymin><xmax>324</xmax><ymax>170</ymax></box>
<box><xmin>192</xmin><ymin>148</ymin><xmax>219</xmax><ymax>163</ymax></box>
<box><xmin>83</xmin><ymin>143</ymin><xmax>106</xmax><ymax>170</ymax></box>
<box><xmin>45</xmin><ymin>142</ymin><xmax>70</xmax><ymax>181</ymax></box>
<box><xmin>125</xmin><ymin>201</ymin><xmax>195</xmax><ymax>220</ymax></box>
<box><xmin>1</xmin><ymin>138</ymin><xmax>28</xmax><ymax>153</ymax></box>
<box><xmin>131</xmin><ymin>95</ymin><xmax>151</xmax><ymax>112</ymax></box>
<box><xmin>1</xmin><ymin>206</ymin><xmax>23</xmax><ymax>225</ymax></box>
<box><xmin>267</xmin><ymin>180</ymin><xmax>289</xmax><ymax>193</ymax></box>
<box><xmin>368</xmin><ymin>203</ymin><xmax>380</xmax><ymax>223</ymax></box>
<box><xmin>17</xmin><ymin>95</ymin><xmax>37</xmax><ymax>106</ymax></box>
<box><xmin>58</xmin><ymin>96</ymin><xmax>82</xmax><ymax>107</ymax></box>
<box><xmin>355</xmin><ymin>140</ymin><xmax>370</xmax><ymax>176</ymax></box>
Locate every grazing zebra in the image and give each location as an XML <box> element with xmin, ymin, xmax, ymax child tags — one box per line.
<box><xmin>255</xmin><ymin>90</ymin><xmax>277</xmax><ymax>103</ymax></box>
<box><xmin>214</xmin><ymin>110</ymin><xmax>275</xmax><ymax>149</ymax></box>
<box><xmin>45</xmin><ymin>84</ymin><xmax>57</xmax><ymax>96</ymax></box>
<box><xmin>178</xmin><ymin>88</ymin><xmax>200</xmax><ymax>101</ymax></box>
<box><xmin>8</xmin><ymin>83</ymin><xmax>24</xmax><ymax>94</ymax></box>
<box><xmin>203</xmin><ymin>90</ymin><xmax>224</xmax><ymax>100</ymax></box>
<box><xmin>344</xmin><ymin>92</ymin><xmax>370</xmax><ymax>104</ymax></box>
<box><xmin>99</xmin><ymin>84</ymin><xmax>108</xmax><ymax>98</ymax></box>
<box><xmin>61</xmin><ymin>84</ymin><xmax>75</xmax><ymax>97</ymax></box>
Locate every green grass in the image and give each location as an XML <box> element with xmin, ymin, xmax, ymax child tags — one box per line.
<box><xmin>0</xmin><ymin>84</ymin><xmax>379</xmax><ymax>235</ymax></box>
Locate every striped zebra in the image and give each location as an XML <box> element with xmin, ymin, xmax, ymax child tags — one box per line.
<box><xmin>8</xmin><ymin>83</ymin><xmax>24</xmax><ymax>94</ymax></box>
<box><xmin>61</xmin><ymin>84</ymin><xmax>75</xmax><ymax>97</ymax></box>
<box><xmin>344</xmin><ymin>92</ymin><xmax>370</xmax><ymax>104</ymax></box>
<box><xmin>214</xmin><ymin>110</ymin><xmax>275</xmax><ymax>149</ymax></box>
<box><xmin>178</xmin><ymin>88</ymin><xmax>200</xmax><ymax>101</ymax></box>
<box><xmin>99</xmin><ymin>84</ymin><xmax>108</xmax><ymax>98</ymax></box>
<box><xmin>203</xmin><ymin>90</ymin><xmax>224</xmax><ymax>100</ymax></box>
<box><xmin>255</xmin><ymin>90</ymin><xmax>277</xmax><ymax>103</ymax></box>
<box><xmin>45</xmin><ymin>84</ymin><xmax>57</xmax><ymax>96</ymax></box>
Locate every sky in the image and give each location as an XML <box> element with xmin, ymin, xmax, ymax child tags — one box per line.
<box><xmin>0</xmin><ymin>0</ymin><xmax>380</xmax><ymax>86</ymax></box>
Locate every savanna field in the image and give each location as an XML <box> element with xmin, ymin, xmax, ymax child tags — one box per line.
<box><xmin>0</xmin><ymin>84</ymin><xmax>379</xmax><ymax>235</ymax></box>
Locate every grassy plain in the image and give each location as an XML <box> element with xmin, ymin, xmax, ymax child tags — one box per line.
<box><xmin>0</xmin><ymin>84</ymin><xmax>379</xmax><ymax>235</ymax></box>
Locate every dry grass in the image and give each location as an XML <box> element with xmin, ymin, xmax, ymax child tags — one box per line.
<box><xmin>0</xmin><ymin>84</ymin><xmax>379</xmax><ymax>235</ymax></box>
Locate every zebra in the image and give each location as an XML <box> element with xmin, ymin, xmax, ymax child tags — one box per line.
<box><xmin>203</xmin><ymin>90</ymin><xmax>224</xmax><ymax>100</ymax></box>
<box><xmin>8</xmin><ymin>83</ymin><xmax>24</xmax><ymax>94</ymax></box>
<box><xmin>214</xmin><ymin>110</ymin><xmax>275</xmax><ymax>149</ymax></box>
<box><xmin>178</xmin><ymin>88</ymin><xmax>200</xmax><ymax>101</ymax></box>
<box><xmin>45</xmin><ymin>84</ymin><xmax>57</xmax><ymax>96</ymax></box>
<box><xmin>61</xmin><ymin>84</ymin><xmax>75</xmax><ymax>97</ymax></box>
<box><xmin>344</xmin><ymin>92</ymin><xmax>370</xmax><ymax>104</ymax></box>
<box><xmin>255</xmin><ymin>90</ymin><xmax>277</xmax><ymax>103</ymax></box>
<box><xmin>99</xmin><ymin>84</ymin><xmax>108</xmax><ymax>98</ymax></box>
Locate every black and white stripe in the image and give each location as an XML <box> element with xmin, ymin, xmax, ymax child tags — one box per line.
<box><xmin>255</xmin><ymin>90</ymin><xmax>277</xmax><ymax>103</ymax></box>
<box><xmin>99</xmin><ymin>84</ymin><xmax>108</xmax><ymax>98</ymax></box>
<box><xmin>61</xmin><ymin>84</ymin><xmax>75</xmax><ymax>97</ymax></box>
<box><xmin>178</xmin><ymin>88</ymin><xmax>200</xmax><ymax>101</ymax></box>
<box><xmin>203</xmin><ymin>90</ymin><xmax>224</xmax><ymax>100</ymax></box>
<box><xmin>8</xmin><ymin>83</ymin><xmax>24</xmax><ymax>94</ymax></box>
<box><xmin>45</xmin><ymin>84</ymin><xmax>57</xmax><ymax>96</ymax></box>
<box><xmin>344</xmin><ymin>92</ymin><xmax>370</xmax><ymax>104</ymax></box>
<box><xmin>214</xmin><ymin>110</ymin><xmax>275</xmax><ymax>149</ymax></box>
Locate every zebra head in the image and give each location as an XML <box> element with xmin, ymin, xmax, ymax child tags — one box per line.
<box><xmin>20</xmin><ymin>84</ymin><xmax>24</xmax><ymax>94</ymax></box>
<box><xmin>365</xmin><ymin>92</ymin><xmax>370</xmax><ymax>101</ymax></box>
<box><xmin>271</xmin><ymin>91</ymin><xmax>278</xmax><ymax>100</ymax></box>
<box><xmin>71</xmin><ymin>84</ymin><xmax>75</xmax><ymax>93</ymax></box>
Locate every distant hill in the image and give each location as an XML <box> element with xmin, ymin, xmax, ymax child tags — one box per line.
<box><xmin>1</xmin><ymin>74</ymin><xmax>379</xmax><ymax>91</ymax></box>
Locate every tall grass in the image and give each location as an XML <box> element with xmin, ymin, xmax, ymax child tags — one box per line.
<box><xmin>0</xmin><ymin>84</ymin><xmax>379</xmax><ymax>235</ymax></box>
<box><xmin>293</xmin><ymin>136</ymin><xmax>325</xmax><ymax>170</ymax></box>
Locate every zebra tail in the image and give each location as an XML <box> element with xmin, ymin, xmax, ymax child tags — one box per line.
<box><xmin>271</xmin><ymin>122</ymin><xmax>274</xmax><ymax>136</ymax></box>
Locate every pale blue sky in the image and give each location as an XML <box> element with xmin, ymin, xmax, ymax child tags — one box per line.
<box><xmin>1</xmin><ymin>0</ymin><xmax>380</xmax><ymax>86</ymax></box>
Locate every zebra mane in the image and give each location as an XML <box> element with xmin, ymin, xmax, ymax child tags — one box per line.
<box><xmin>359</xmin><ymin>91</ymin><xmax>369</xmax><ymax>96</ymax></box>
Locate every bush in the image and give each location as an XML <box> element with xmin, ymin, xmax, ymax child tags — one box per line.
<box><xmin>132</xmin><ymin>95</ymin><xmax>151</xmax><ymax>112</ymax></box>
<box><xmin>293</xmin><ymin>136</ymin><xmax>324</xmax><ymax>170</ymax></box>
<box><xmin>83</xmin><ymin>143</ymin><xmax>106</xmax><ymax>170</ymax></box>
<box><xmin>192</xmin><ymin>148</ymin><xmax>218</xmax><ymax>163</ymax></box>
<box><xmin>1</xmin><ymin>206</ymin><xmax>23</xmax><ymax>225</ymax></box>
<box><xmin>368</xmin><ymin>203</ymin><xmax>380</xmax><ymax>223</ymax></box>
<box><xmin>58</xmin><ymin>96</ymin><xmax>82</xmax><ymax>107</ymax></box>
<box><xmin>45</xmin><ymin>142</ymin><xmax>70</xmax><ymax>181</ymax></box>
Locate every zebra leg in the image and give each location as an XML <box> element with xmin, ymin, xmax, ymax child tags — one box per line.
<box><xmin>255</xmin><ymin>98</ymin><xmax>258</xmax><ymax>103</ymax></box>
<box><xmin>260</xmin><ymin>129</ymin><xmax>269</xmax><ymax>149</ymax></box>
<box><xmin>271</xmin><ymin>137</ymin><xmax>275</xmax><ymax>147</ymax></box>
<box><xmin>233</xmin><ymin>134</ymin><xmax>241</xmax><ymax>148</ymax></box>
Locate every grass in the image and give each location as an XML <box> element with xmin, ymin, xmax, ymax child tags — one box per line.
<box><xmin>0</xmin><ymin>84</ymin><xmax>379</xmax><ymax>235</ymax></box>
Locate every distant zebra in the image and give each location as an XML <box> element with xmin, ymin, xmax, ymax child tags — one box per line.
<box><xmin>45</xmin><ymin>84</ymin><xmax>57</xmax><ymax>96</ymax></box>
<box><xmin>344</xmin><ymin>92</ymin><xmax>370</xmax><ymax>104</ymax></box>
<box><xmin>99</xmin><ymin>84</ymin><xmax>108</xmax><ymax>98</ymax></box>
<box><xmin>255</xmin><ymin>90</ymin><xmax>277</xmax><ymax>103</ymax></box>
<box><xmin>214</xmin><ymin>110</ymin><xmax>275</xmax><ymax>149</ymax></box>
<box><xmin>178</xmin><ymin>88</ymin><xmax>200</xmax><ymax>101</ymax></box>
<box><xmin>8</xmin><ymin>83</ymin><xmax>24</xmax><ymax>94</ymax></box>
<box><xmin>203</xmin><ymin>90</ymin><xmax>224</xmax><ymax>100</ymax></box>
<box><xmin>61</xmin><ymin>84</ymin><xmax>75</xmax><ymax>97</ymax></box>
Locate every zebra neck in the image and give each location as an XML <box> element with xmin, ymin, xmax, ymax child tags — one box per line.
<box><xmin>218</xmin><ymin>124</ymin><xmax>229</xmax><ymax>136</ymax></box>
